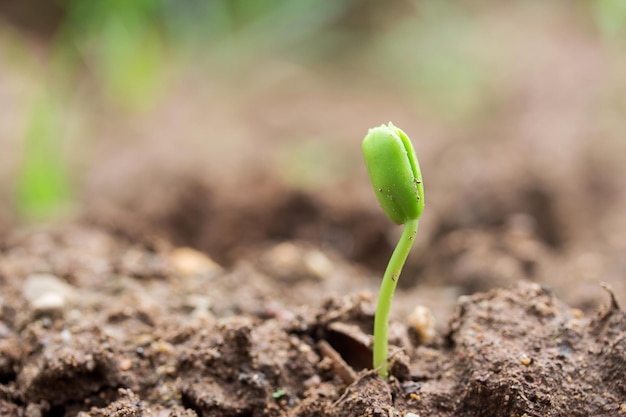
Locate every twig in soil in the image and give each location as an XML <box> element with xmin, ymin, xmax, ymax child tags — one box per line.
<box><xmin>318</xmin><ymin>340</ymin><xmax>357</xmax><ymax>385</ymax></box>
<box><xmin>600</xmin><ymin>281</ymin><xmax>621</xmax><ymax>311</ymax></box>
<box><xmin>362</xmin><ymin>122</ymin><xmax>425</xmax><ymax>378</ymax></box>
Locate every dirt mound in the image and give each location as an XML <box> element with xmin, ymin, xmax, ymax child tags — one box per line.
<box><xmin>0</xmin><ymin>226</ymin><xmax>623</xmax><ymax>416</ymax></box>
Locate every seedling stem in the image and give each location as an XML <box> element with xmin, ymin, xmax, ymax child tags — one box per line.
<box><xmin>373</xmin><ymin>218</ymin><xmax>418</xmax><ymax>378</ymax></box>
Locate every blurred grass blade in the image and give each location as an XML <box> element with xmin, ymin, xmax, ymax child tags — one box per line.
<box><xmin>15</xmin><ymin>93</ymin><xmax>72</xmax><ymax>222</ymax></box>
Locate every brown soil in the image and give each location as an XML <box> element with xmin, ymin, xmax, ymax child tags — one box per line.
<box><xmin>1</xmin><ymin>4</ymin><xmax>626</xmax><ymax>414</ymax></box>
<box><xmin>0</xmin><ymin>223</ymin><xmax>624</xmax><ymax>417</ymax></box>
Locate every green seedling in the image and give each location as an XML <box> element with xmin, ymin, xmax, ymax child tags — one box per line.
<box><xmin>362</xmin><ymin>122</ymin><xmax>424</xmax><ymax>378</ymax></box>
<box><xmin>271</xmin><ymin>389</ymin><xmax>286</xmax><ymax>399</ymax></box>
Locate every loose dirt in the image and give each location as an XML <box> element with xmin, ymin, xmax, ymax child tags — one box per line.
<box><xmin>2</xmin><ymin>2</ymin><xmax>626</xmax><ymax>415</ymax></box>
<box><xmin>0</xmin><ymin>224</ymin><xmax>623</xmax><ymax>416</ymax></box>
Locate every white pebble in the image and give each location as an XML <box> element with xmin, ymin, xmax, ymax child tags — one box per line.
<box><xmin>407</xmin><ymin>305</ymin><xmax>436</xmax><ymax>344</ymax></box>
<box><xmin>31</xmin><ymin>293</ymin><xmax>66</xmax><ymax>312</ymax></box>
<box><xmin>23</xmin><ymin>273</ymin><xmax>77</xmax><ymax>314</ymax></box>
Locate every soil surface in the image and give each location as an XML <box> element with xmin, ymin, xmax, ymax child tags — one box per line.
<box><xmin>2</xmin><ymin>3</ymin><xmax>626</xmax><ymax>414</ymax></box>
<box><xmin>0</xmin><ymin>224</ymin><xmax>624</xmax><ymax>417</ymax></box>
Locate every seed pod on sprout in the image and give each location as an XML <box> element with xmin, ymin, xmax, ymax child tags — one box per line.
<box><xmin>362</xmin><ymin>122</ymin><xmax>424</xmax><ymax>225</ymax></box>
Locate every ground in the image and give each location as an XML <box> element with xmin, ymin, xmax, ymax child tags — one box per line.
<box><xmin>0</xmin><ymin>215</ymin><xmax>624</xmax><ymax>416</ymax></box>
<box><xmin>1</xmin><ymin>3</ymin><xmax>626</xmax><ymax>415</ymax></box>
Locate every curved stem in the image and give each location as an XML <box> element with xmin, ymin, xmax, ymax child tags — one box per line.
<box><xmin>373</xmin><ymin>218</ymin><xmax>419</xmax><ymax>378</ymax></box>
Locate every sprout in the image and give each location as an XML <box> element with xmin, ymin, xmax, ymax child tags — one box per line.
<box><xmin>362</xmin><ymin>122</ymin><xmax>424</xmax><ymax>378</ymax></box>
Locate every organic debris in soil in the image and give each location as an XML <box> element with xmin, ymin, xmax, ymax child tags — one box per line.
<box><xmin>0</xmin><ymin>225</ymin><xmax>624</xmax><ymax>416</ymax></box>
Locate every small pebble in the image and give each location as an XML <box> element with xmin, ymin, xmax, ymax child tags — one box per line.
<box><xmin>31</xmin><ymin>293</ymin><xmax>65</xmax><ymax>312</ymax></box>
<box><xmin>521</xmin><ymin>354</ymin><xmax>532</xmax><ymax>366</ymax></box>
<box><xmin>570</xmin><ymin>308</ymin><xmax>584</xmax><ymax>319</ymax></box>
<box><xmin>0</xmin><ymin>321</ymin><xmax>11</xmax><ymax>338</ymax></box>
<box><xmin>24</xmin><ymin>403</ymin><xmax>45</xmax><ymax>417</ymax></box>
<box><xmin>401</xmin><ymin>381</ymin><xmax>421</xmax><ymax>394</ymax></box>
<box><xmin>303</xmin><ymin>250</ymin><xmax>333</xmax><ymax>279</ymax></box>
<box><xmin>22</xmin><ymin>273</ymin><xmax>77</xmax><ymax>314</ymax></box>
<box><xmin>303</xmin><ymin>374</ymin><xmax>321</xmax><ymax>389</ymax></box>
<box><xmin>84</xmin><ymin>354</ymin><xmax>95</xmax><ymax>372</ymax></box>
<box><xmin>407</xmin><ymin>305</ymin><xmax>436</xmax><ymax>344</ymax></box>
<box><xmin>153</xmin><ymin>340</ymin><xmax>175</xmax><ymax>355</ymax></box>
<box><xmin>171</xmin><ymin>247</ymin><xmax>221</xmax><ymax>277</ymax></box>
<box><xmin>60</xmin><ymin>329</ymin><xmax>72</xmax><ymax>343</ymax></box>
<box><xmin>270</xmin><ymin>242</ymin><xmax>300</xmax><ymax>266</ymax></box>
<box><xmin>118</xmin><ymin>358</ymin><xmax>133</xmax><ymax>371</ymax></box>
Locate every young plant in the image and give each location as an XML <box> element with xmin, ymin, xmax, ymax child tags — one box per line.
<box><xmin>362</xmin><ymin>122</ymin><xmax>424</xmax><ymax>378</ymax></box>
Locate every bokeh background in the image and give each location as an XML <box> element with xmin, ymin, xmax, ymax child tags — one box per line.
<box><xmin>1</xmin><ymin>0</ymin><xmax>625</xmax><ymax>314</ymax></box>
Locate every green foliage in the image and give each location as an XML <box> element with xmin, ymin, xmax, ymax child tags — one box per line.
<box><xmin>369</xmin><ymin>0</ymin><xmax>491</xmax><ymax>122</ymax></box>
<box><xmin>52</xmin><ymin>0</ymin><xmax>355</xmax><ymax>109</ymax></box>
<box><xmin>61</xmin><ymin>0</ymin><xmax>167</xmax><ymax>109</ymax></box>
<box><xmin>593</xmin><ymin>0</ymin><xmax>626</xmax><ymax>38</ymax></box>
<box><xmin>9</xmin><ymin>0</ymin><xmax>358</xmax><ymax>221</ymax></box>
<box><xmin>15</xmin><ymin>94</ymin><xmax>72</xmax><ymax>222</ymax></box>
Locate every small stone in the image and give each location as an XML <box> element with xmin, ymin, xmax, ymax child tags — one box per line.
<box><xmin>24</xmin><ymin>403</ymin><xmax>46</xmax><ymax>417</ymax></box>
<box><xmin>0</xmin><ymin>321</ymin><xmax>12</xmax><ymax>338</ymax></box>
<box><xmin>156</xmin><ymin>365</ymin><xmax>176</xmax><ymax>376</ymax></box>
<box><xmin>85</xmin><ymin>354</ymin><xmax>96</xmax><ymax>371</ymax></box>
<box><xmin>153</xmin><ymin>340</ymin><xmax>175</xmax><ymax>355</ymax></box>
<box><xmin>407</xmin><ymin>305</ymin><xmax>436</xmax><ymax>344</ymax></box>
<box><xmin>60</xmin><ymin>329</ymin><xmax>72</xmax><ymax>342</ymax></box>
<box><xmin>31</xmin><ymin>293</ymin><xmax>66</xmax><ymax>312</ymax></box>
<box><xmin>303</xmin><ymin>250</ymin><xmax>333</xmax><ymax>279</ymax></box>
<box><xmin>570</xmin><ymin>308</ymin><xmax>584</xmax><ymax>319</ymax></box>
<box><xmin>521</xmin><ymin>354</ymin><xmax>532</xmax><ymax>366</ymax></box>
<box><xmin>532</xmin><ymin>300</ymin><xmax>552</xmax><ymax>317</ymax></box>
<box><xmin>23</xmin><ymin>273</ymin><xmax>77</xmax><ymax>314</ymax></box>
<box><xmin>401</xmin><ymin>381</ymin><xmax>421</xmax><ymax>395</ymax></box>
<box><xmin>171</xmin><ymin>247</ymin><xmax>221</xmax><ymax>277</ymax></box>
<box><xmin>269</xmin><ymin>242</ymin><xmax>300</xmax><ymax>270</ymax></box>
<box><xmin>118</xmin><ymin>358</ymin><xmax>133</xmax><ymax>371</ymax></box>
<box><xmin>303</xmin><ymin>374</ymin><xmax>321</xmax><ymax>389</ymax></box>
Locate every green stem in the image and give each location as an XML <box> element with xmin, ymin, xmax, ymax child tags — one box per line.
<box><xmin>373</xmin><ymin>218</ymin><xmax>419</xmax><ymax>378</ymax></box>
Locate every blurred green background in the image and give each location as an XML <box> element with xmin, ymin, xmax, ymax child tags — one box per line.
<box><xmin>0</xmin><ymin>0</ymin><xmax>625</xmax><ymax>231</ymax></box>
